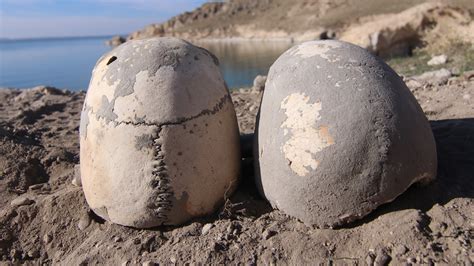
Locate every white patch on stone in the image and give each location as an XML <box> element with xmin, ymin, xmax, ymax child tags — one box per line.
<box><xmin>85</xmin><ymin>60</ymin><xmax>120</xmax><ymax>112</ymax></box>
<box><xmin>114</xmin><ymin>70</ymin><xmax>151</xmax><ymax>121</ymax></box>
<box><xmin>291</xmin><ymin>41</ymin><xmax>341</xmax><ymax>61</ymax></box>
<box><xmin>280</xmin><ymin>93</ymin><xmax>335</xmax><ymax>176</ymax></box>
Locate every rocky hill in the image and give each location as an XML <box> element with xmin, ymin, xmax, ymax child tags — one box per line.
<box><xmin>106</xmin><ymin>0</ymin><xmax>474</xmax><ymax>58</ymax></box>
<box><xmin>118</xmin><ymin>0</ymin><xmax>472</xmax><ymax>42</ymax></box>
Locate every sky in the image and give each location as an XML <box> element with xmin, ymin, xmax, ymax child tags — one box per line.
<box><xmin>0</xmin><ymin>0</ymin><xmax>209</xmax><ymax>39</ymax></box>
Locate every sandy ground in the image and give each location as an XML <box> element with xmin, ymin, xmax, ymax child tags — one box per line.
<box><xmin>0</xmin><ymin>70</ymin><xmax>473</xmax><ymax>264</ymax></box>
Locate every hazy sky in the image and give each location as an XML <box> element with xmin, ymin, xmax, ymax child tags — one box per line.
<box><xmin>0</xmin><ymin>0</ymin><xmax>208</xmax><ymax>39</ymax></box>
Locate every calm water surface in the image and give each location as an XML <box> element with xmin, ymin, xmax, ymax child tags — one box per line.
<box><xmin>0</xmin><ymin>36</ymin><xmax>292</xmax><ymax>90</ymax></box>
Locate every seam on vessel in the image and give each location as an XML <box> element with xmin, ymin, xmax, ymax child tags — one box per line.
<box><xmin>146</xmin><ymin>126</ymin><xmax>173</xmax><ymax>224</ymax></box>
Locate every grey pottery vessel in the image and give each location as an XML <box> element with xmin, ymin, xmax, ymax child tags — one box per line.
<box><xmin>254</xmin><ymin>40</ymin><xmax>437</xmax><ymax>228</ymax></box>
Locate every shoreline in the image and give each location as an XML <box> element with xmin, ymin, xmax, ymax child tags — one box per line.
<box><xmin>193</xmin><ymin>37</ymin><xmax>295</xmax><ymax>44</ymax></box>
<box><xmin>113</xmin><ymin>30</ymin><xmax>334</xmax><ymax>47</ymax></box>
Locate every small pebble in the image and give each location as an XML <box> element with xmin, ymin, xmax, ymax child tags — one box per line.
<box><xmin>78</xmin><ymin>214</ymin><xmax>91</xmax><ymax>230</ymax></box>
<box><xmin>394</xmin><ymin>244</ymin><xmax>408</xmax><ymax>256</ymax></box>
<box><xmin>27</xmin><ymin>250</ymin><xmax>40</xmax><ymax>258</ymax></box>
<box><xmin>10</xmin><ymin>249</ymin><xmax>20</xmax><ymax>259</ymax></box>
<box><xmin>213</xmin><ymin>241</ymin><xmax>226</xmax><ymax>251</ymax></box>
<box><xmin>54</xmin><ymin>250</ymin><xmax>64</xmax><ymax>260</ymax></box>
<box><xmin>226</xmin><ymin>222</ymin><xmax>237</xmax><ymax>234</ymax></box>
<box><xmin>72</xmin><ymin>164</ymin><xmax>82</xmax><ymax>186</ymax></box>
<box><xmin>170</xmin><ymin>257</ymin><xmax>177</xmax><ymax>263</ymax></box>
<box><xmin>426</xmin><ymin>258</ymin><xmax>435</xmax><ymax>266</ymax></box>
<box><xmin>201</xmin><ymin>223</ymin><xmax>214</xmax><ymax>235</ymax></box>
<box><xmin>114</xmin><ymin>236</ymin><xmax>123</xmax><ymax>243</ymax></box>
<box><xmin>405</xmin><ymin>79</ymin><xmax>422</xmax><ymax>89</ymax></box>
<box><xmin>366</xmin><ymin>252</ymin><xmax>375</xmax><ymax>265</ymax></box>
<box><xmin>252</xmin><ymin>75</ymin><xmax>267</xmax><ymax>92</ymax></box>
<box><xmin>43</xmin><ymin>233</ymin><xmax>52</xmax><ymax>244</ymax></box>
<box><xmin>29</xmin><ymin>184</ymin><xmax>44</xmax><ymax>190</ymax></box>
<box><xmin>451</xmin><ymin>67</ymin><xmax>461</xmax><ymax>76</ymax></box>
<box><xmin>427</xmin><ymin>54</ymin><xmax>448</xmax><ymax>66</ymax></box>
<box><xmin>463</xmin><ymin>70</ymin><xmax>474</xmax><ymax>80</ymax></box>
<box><xmin>374</xmin><ymin>249</ymin><xmax>391</xmax><ymax>266</ymax></box>
<box><xmin>262</xmin><ymin>229</ymin><xmax>277</xmax><ymax>240</ymax></box>
<box><xmin>11</xmin><ymin>196</ymin><xmax>34</xmax><ymax>207</ymax></box>
<box><xmin>142</xmin><ymin>261</ymin><xmax>155</xmax><ymax>266</ymax></box>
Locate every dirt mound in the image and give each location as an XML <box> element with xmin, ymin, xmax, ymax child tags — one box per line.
<box><xmin>0</xmin><ymin>71</ymin><xmax>473</xmax><ymax>264</ymax></box>
<box><xmin>0</xmin><ymin>87</ymin><xmax>84</xmax><ymax>206</ymax></box>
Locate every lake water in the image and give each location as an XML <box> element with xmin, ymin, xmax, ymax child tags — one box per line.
<box><xmin>0</xmin><ymin>36</ymin><xmax>292</xmax><ymax>90</ymax></box>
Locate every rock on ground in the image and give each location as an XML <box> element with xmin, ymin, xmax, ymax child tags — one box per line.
<box><xmin>105</xmin><ymin>35</ymin><xmax>125</xmax><ymax>47</ymax></box>
<box><xmin>428</xmin><ymin>54</ymin><xmax>448</xmax><ymax>66</ymax></box>
<box><xmin>252</xmin><ymin>75</ymin><xmax>266</xmax><ymax>92</ymax></box>
<box><xmin>410</xmin><ymin>68</ymin><xmax>452</xmax><ymax>85</ymax></box>
<box><xmin>10</xmin><ymin>196</ymin><xmax>34</xmax><ymax>207</ymax></box>
<box><xmin>0</xmin><ymin>72</ymin><xmax>473</xmax><ymax>264</ymax></box>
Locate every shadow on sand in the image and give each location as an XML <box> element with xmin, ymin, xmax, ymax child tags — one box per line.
<box><xmin>347</xmin><ymin>118</ymin><xmax>474</xmax><ymax>227</ymax></box>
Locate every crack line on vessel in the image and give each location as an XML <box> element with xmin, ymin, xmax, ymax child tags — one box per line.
<box><xmin>86</xmin><ymin>93</ymin><xmax>231</xmax><ymax>128</ymax></box>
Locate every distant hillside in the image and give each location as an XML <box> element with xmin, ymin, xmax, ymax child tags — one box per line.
<box><xmin>122</xmin><ymin>0</ymin><xmax>473</xmax><ymax>42</ymax></box>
